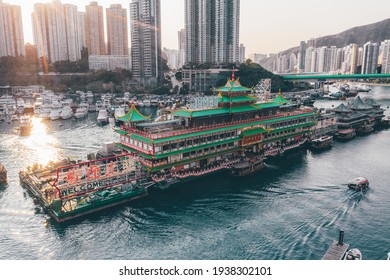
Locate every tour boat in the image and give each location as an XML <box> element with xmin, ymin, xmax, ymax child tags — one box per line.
<box><xmin>230</xmin><ymin>158</ymin><xmax>265</xmax><ymax>176</ymax></box>
<box><xmin>310</xmin><ymin>135</ymin><xmax>333</xmax><ymax>150</ymax></box>
<box><xmin>347</xmin><ymin>177</ymin><xmax>369</xmax><ymax>191</ymax></box>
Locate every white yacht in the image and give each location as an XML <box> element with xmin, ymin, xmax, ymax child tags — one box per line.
<box><xmin>143</xmin><ymin>99</ymin><xmax>151</xmax><ymax>107</ymax></box>
<box><xmin>16</xmin><ymin>98</ymin><xmax>25</xmax><ymax>114</ymax></box>
<box><xmin>86</xmin><ymin>91</ymin><xmax>94</xmax><ymax>99</ymax></box>
<box><xmin>39</xmin><ymin>106</ymin><xmax>52</xmax><ymax>120</ymax></box>
<box><xmin>97</xmin><ymin>109</ymin><xmax>109</xmax><ymax>126</ymax></box>
<box><xmin>102</xmin><ymin>98</ymin><xmax>111</xmax><ymax>109</ymax></box>
<box><xmin>74</xmin><ymin>103</ymin><xmax>89</xmax><ymax>119</ymax></box>
<box><xmin>33</xmin><ymin>101</ymin><xmax>43</xmax><ymax>115</ymax></box>
<box><xmin>95</xmin><ymin>100</ymin><xmax>104</xmax><ymax>112</ymax></box>
<box><xmin>49</xmin><ymin>108</ymin><xmax>62</xmax><ymax>121</ymax></box>
<box><xmin>61</xmin><ymin>106</ymin><xmax>74</xmax><ymax>120</ymax></box>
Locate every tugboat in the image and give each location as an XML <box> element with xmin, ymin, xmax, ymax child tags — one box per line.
<box><xmin>230</xmin><ymin>158</ymin><xmax>265</xmax><ymax>176</ymax></box>
<box><xmin>310</xmin><ymin>135</ymin><xmax>333</xmax><ymax>150</ymax></box>
<box><xmin>347</xmin><ymin>177</ymin><xmax>369</xmax><ymax>191</ymax></box>
<box><xmin>0</xmin><ymin>163</ymin><xmax>7</xmax><ymax>184</ymax></box>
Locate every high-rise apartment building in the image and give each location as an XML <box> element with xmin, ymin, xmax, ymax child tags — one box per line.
<box><xmin>130</xmin><ymin>0</ymin><xmax>162</xmax><ymax>85</ymax></box>
<box><xmin>185</xmin><ymin>0</ymin><xmax>240</xmax><ymax>65</ymax></box>
<box><xmin>299</xmin><ymin>41</ymin><xmax>306</xmax><ymax>72</ymax></box>
<box><xmin>106</xmin><ymin>4</ymin><xmax>128</xmax><ymax>55</ymax></box>
<box><xmin>77</xmin><ymin>12</ymin><xmax>87</xmax><ymax>54</ymax></box>
<box><xmin>0</xmin><ymin>0</ymin><xmax>25</xmax><ymax>57</ymax></box>
<box><xmin>349</xmin><ymin>44</ymin><xmax>359</xmax><ymax>74</ymax></box>
<box><xmin>32</xmin><ymin>1</ymin><xmax>81</xmax><ymax>62</ymax></box>
<box><xmin>239</xmin><ymin>43</ymin><xmax>245</xmax><ymax>63</ymax></box>
<box><xmin>85</xmin><ymin>1</ymin><xmax>105</xmax><ymax>55</ymax></box>
<box><xmin>178</xmin><ymin>29</ymin><xmax>186</xmax><ymax>68</ymax></box>
<box><xmin>361</xmin><ymin>41</ymin><xmax>379</xmax><ymax>74</ymax></box>
<box><xmin>381</xmin><ymin>40</ymin><xmax>390</xmax><ymax>74</ymax></box>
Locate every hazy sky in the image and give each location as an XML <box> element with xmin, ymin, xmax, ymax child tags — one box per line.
<box><xmin>8</xmin><ymin>0</ymin><xmax>390</xmax><ymax>55</ymax></box>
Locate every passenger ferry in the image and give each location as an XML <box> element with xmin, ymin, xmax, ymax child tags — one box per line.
<box><xmin>19</xmin><ymin>74</ymin><xmax>317</xmax><ymax>222</ymax></box>
<box><xmin>310</xmin><ymin>135</ymin><xmax>333</xmax><ymax>150</ymax></box>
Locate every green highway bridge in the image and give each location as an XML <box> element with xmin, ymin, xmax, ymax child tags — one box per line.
<box><xmin>281</xmin><ymin>73</ymin><xmax>390</xmax><ymax>81</ymax></box>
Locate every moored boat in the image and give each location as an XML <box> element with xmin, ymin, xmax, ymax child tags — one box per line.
<box><xmin>347</xmin><ymin>177</ymin><xmax>369</xmax><ymax>191</ymax></box>
<box><xmin>20</xmin><ymin>72</ymin><xmax>319</xmax><ymax>223</ymax></box>
<box><xmin>381</xmin><ymin>116</ymin><xmax>390</xmax><ymax>127</ymax></box>
<box><xmin>310</xmin><ymin>135</ymin><xmax>333</xmax><ymax>150</ymax></box>
<box><xmin>0</xmin><ymin>163</ymin><xmax>7</xmax><ymax>184</ymax></box>
<box><xmin>343</xmin><ymin>248</ymin><xmax>362</xmax><ymax>260</ymax></box>
<box><xmin>19</xmin><ymin>115</ymin><xmax>32</xmax><ymax>136</ymax></box>
<box><xmin>356</xmin><ymin>123</ymin><xmax>374</xmax><ymax>135</ymax></box>
<box><xmin>230</xmin><ymin>158</ymin><xmax>265</xmax><ymax>176</ymax></box>
<box><xmin>335</xmin><ymin>128</ymin><xmax>356</xmax><ymax>141</ymax></box>
<box><xmin>97</xmin><ymin>109</ymin><xmax>109</xmax><ymax>126</ymax></box>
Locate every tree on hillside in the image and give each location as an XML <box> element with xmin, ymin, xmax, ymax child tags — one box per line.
<box><xmin>238</xmin><ymin>61</ymin><xmax>294</xmax><ymax>92</ymax></box>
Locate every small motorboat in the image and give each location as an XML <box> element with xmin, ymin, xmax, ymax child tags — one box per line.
<box><xmin>343</xmin><ymin>248</ymin><xmax>362</xmax><ymax>260</ymax></box>
<box><xmin>347</xmin><ymin>177</ymin><xmax>369</xmax><ymax>191</ymax></box>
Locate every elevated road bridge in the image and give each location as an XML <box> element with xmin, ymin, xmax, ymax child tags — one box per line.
<box><xmin>282</xmin><ymin>73</ymin><xmax>390</xmax><ymax>82</ymax></box>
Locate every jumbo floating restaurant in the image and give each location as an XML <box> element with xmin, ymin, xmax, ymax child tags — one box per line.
<box><xmin>19</xmin><ymin>74</ymin><xmax>317</xmax><ymax>222</ymax></box>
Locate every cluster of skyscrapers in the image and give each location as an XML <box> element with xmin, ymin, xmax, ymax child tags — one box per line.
<box><xmin>1</xmin><ymin>0</ymin><xmax>243</xmax><ymax>85</ymax></box>
<box><xmin>273</xmin><ymin>39</ymin><xmax>390</xmax><ymax>75</ymax></box>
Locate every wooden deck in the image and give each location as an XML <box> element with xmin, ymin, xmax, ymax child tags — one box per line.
<box><xmin>322</xmin><ymin>240</ymin><xmax>349</xmax><ymax>260</ymax></box>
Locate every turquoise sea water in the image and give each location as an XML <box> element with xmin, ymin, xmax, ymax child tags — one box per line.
<box><xmin>0</xmin><ymin>86</ymin><xmax>390</xmax><ymax>260</ymax></box>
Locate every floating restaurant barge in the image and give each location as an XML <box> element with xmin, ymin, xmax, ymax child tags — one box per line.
<box><xmin>19</xmin><ymin>75</ymin><xmax>317</xmax><ymax>222</ymax></box>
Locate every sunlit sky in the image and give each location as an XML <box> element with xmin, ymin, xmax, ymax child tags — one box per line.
<box><xmin>7</xmin><ymin>0</ymin><xmax>390</xmax><ymax>55</ymax></box>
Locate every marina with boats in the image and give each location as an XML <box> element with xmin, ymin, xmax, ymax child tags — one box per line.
<box><xmin>1</xmin><ymin>81</ymin><xmax>390</xmax><ymax>260</ymax></box>
<box><xmin>13</xmin><ymin>73</ymin><xmax>390</xmax><ymax>223</ymax></box>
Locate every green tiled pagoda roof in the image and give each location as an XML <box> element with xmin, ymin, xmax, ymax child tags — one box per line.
<box><xmin>115</xmin><ymin>129</ymin><xmax>129</xmax><ymax>135</ymax></box>
<box><xmin>172</xmin><ymin>107</ymin><xmax>230</xmax><ymax>118</ymax></box>
<box><xmin>172</xmin><ymin>101</ymin><xmax>281</xmax><ymax>119</ymax></box>
<box><xmin>117</xmin><ymin>104</ymin><xmax>151</xmax><ymax>122</ymax></box>
<box><xmin>272</xmin><ymin>93</ymin><xmax>290</xmax><ymax>105</ymax></box>
<box><xmin>213</xmin><ymin>78</ymin><xmax>252</xmax><ymax>93</ymax></box>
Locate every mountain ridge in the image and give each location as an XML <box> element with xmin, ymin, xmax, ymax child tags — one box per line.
<box><xmin>260</xmin><ymin>18</ymin><xmax>390</xmax><ymax>70</ymax></box>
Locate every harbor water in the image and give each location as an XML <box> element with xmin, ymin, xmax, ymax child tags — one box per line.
<box><xmin>1</xmin><ymin>86</ymin><xmax>390</xmax><ymax>260</ymax></box>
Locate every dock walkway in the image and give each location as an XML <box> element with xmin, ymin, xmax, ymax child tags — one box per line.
<box><xmin>322</xmin><ymin>240</ymin><xmax>349</xmax><ymax>260</ymax></box>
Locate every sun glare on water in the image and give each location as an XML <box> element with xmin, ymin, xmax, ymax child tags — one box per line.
<box><xmin>21</xmin><ymin>117</ymin><xmax>61</xmax><ymax>166</ymax></box>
